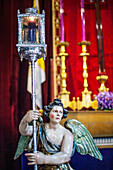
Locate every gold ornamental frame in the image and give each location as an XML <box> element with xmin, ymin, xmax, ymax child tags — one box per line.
<box><xmin>52</xmin><ymin>0</ymin><xmax>61</xmax><ymax>99</ymax></box>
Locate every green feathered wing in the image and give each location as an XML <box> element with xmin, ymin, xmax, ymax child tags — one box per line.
<box><xmin>14</xmin><ymin>135</ymin><xmax>30</xmax><ymax>160</ymax></box>
<box><xmin>14</xmin><ymin>118</ymin><xmax>43</xmax><ymax>160</ymax></box>
<box><xmin>14</xmin><ymin>121</ymin><xmax>34</xmax><ymax>160</ymax></box>
<box><xmin>64</xmin><ymin>119</ymin><xmax>103</xmax><ymax>160</ymax></box>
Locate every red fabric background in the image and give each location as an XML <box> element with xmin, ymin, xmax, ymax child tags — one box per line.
<box><xmin>0</xmin><ymin>1</ymin><xmax>33</xmax><ymax>169</ymax></box>
<box><xmin>64</xmin><ymin>0</ymin><xmax>113</xmax><ymax>100</ymax></box>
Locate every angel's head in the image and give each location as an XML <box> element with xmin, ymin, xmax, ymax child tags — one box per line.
<box><xmin>43</xmin><ymin>99</ymin><xmax>68</xmax><ymax>122</ymax></box>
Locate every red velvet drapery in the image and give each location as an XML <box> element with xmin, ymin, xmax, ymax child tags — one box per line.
<box><xmin>64</xmin><ymin>0</ymin><xmax>113</xmax><ymax>100</ymax></box>
<box><xmin>0</xmin><ymin>0</ymin><xmax>52</xmax><ymax>169</ymax></box>
<box><xmin>0</xmin><ymin>1</ymin><xmax>32</xmax><ymax>169</ymax></box>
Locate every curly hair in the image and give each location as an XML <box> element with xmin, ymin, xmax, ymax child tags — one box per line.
<box><xmin>43</xmin><ymin>98</ymin><xmax>68</xmax><ymax>120</ymax></box>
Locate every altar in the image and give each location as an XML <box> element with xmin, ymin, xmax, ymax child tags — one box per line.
<box><xmin>61</xmin><ymin>110</ymin><xmax>113</xmax><ymax>148</ymax></box>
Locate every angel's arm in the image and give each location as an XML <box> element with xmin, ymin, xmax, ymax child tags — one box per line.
<box><xmin>19</xmin><ymin>110</ymin><xmax>40</xmax><ymax>136</ymax></box>
<box><xmin>25</xmin><ymin>129</ymin><xmax>73</xmax><ymax>165</ymax></box>
<box><xmin>45</xmin><ymin>129</ymin><xmax>73</xmax><ymax>164</ymax></box>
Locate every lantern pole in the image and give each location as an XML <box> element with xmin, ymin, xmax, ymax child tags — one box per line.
<box><xmin>31</xmin><ymin>57</ymin><xmax>38</xmax><ymax>170</ymax></box>
<box><xmin>16</xmin><ymin>8</ymin><xmax>47</xmax><ymax>170</ymax></box>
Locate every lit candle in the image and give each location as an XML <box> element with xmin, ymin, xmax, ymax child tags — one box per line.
<box><xmin>28</xmin><ymin>20</ymin><xmax>36</xmax><ymax>43</ymax></box>
<box><xmin>80</xmin><ymin>0</ymin><xmax>86</xmax><ymax>41</ymax></box>
<box><xmin>60</xmin><ymin>0</ymin><xmax>65</xmax><ymax>42</ymax></box>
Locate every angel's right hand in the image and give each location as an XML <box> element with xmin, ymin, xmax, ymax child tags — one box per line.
<box><xmin>23</xmin><ymin>110</ymin><xmax>41</xmax><ymax>123</ymax></box>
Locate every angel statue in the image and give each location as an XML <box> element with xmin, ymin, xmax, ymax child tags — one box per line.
<box><xmin>14</xmin><ymin>98</ymin><xmax>103</xmax><ymax>169</ymax></box>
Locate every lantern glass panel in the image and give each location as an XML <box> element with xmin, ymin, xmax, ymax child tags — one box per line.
<box><xmin>22</xmin><ymin>17</ymin><xmax>41</xmax><ymax>44</ymax></box>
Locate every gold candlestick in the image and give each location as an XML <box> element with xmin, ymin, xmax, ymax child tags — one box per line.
<box><xmin>77</xmin><ymin>41</ymin><xmax>98</xmax><ymax>110</ymax></box>
<box><xmin>57</xmin><ymin>42</ymin><xmax>77</xmax><ymax>110</ymax></box>
<box><xmin>57</xmin><ymin>41</ymin><xmax>70</xmax><ymax>108</ymax></box>
<box><xmin>96</xmin><ymin>74</ymin><xmax>109</xmax><ymax>92</ymax></box>
<box><xmin>78</xmin><ymin>41</ymin><xmax>92</xmax><ymax>109</ymax></box>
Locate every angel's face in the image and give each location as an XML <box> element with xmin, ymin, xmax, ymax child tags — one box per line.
<box><xmin>49</xmin><ymin>105</ymin><xmax>63</xmax><ymax>123</ymax></box>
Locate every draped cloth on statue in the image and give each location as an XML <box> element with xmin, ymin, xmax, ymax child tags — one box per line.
<box><xmin>27</xmin><ymin>124</ymin><xmax>73</xmax><ymax>170</ymax></box>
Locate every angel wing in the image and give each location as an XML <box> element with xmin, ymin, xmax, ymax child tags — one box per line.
<box><xmin>14</xmin><ymin>121</ymin><xmax>34</xmax><ymax>160</ymax></box>
<box><xmin>64</xmin><ymin>119</ymin><xmax>103</xmax><ymax>160</ymax></box>
<box><xmin>14</xmin><ymin>135</ymin><xmax>30</xmax><ymax>160</ymax></box>
<box><xmin>14</xmin><ymin>117</ymin><xmax>43</xmax><ymax>160</ymax></box>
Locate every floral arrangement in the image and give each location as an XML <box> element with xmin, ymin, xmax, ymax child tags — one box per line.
<box><xmin>95</xmin><ymin>91</ymin><xmax>113</xmax><ymax>110</ymax></box>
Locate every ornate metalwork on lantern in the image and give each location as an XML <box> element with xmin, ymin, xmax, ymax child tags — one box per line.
<box><xmin>16</xmin><ymin>7</ymin><xmax>47</xmax><ymax>61</ymax></box>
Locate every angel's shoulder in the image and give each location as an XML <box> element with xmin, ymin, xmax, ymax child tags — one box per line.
<box><xmin>61</xmin><ymin>125</ymin><xmax>73</xmax><ymax>138</ymax></box>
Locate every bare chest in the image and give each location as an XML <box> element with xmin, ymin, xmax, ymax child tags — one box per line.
<box><xmin>46</xmin><ymin>129</ymin><xmax>64</xmax><ymax>146</ymax></box>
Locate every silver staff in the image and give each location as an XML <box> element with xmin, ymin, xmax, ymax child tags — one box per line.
<box><xmin>16</xmin><ymin>7</ymin><xmax>47</xmax><ymax>170</ymax></box>
<box><xmin>32</xmin><ymin>56</ymin><xmax>38</xmax><ymax>170</ymax></box>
